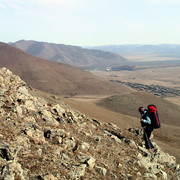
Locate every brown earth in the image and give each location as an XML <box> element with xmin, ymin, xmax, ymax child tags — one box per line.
<box><xmin>0</xmin><ymin>42</ymin><xmax>132</xmax><ymax>96</ymax></box>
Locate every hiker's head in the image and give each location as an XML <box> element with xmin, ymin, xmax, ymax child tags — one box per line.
<box><xmin>139</xmin><ymin>106</ymin><xmax>144</xmax><ymax>114</ymax></box>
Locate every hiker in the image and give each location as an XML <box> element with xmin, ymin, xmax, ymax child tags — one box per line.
<box><xmin>138</xmin><ymin>106</ymin><xmax>154</xmax><ymax>149</ymax></box>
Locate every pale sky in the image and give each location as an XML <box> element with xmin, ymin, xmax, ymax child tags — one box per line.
<box><xmin>0</xmin><ymin>0</ymin><xmax>180</xmax><ymax>46</ymax></box>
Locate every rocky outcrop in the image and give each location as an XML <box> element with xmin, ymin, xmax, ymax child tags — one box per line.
<box><xmin>0</xmin><ymin>68</ymin><xmax>179</xmax><ymax>179</ymax></box>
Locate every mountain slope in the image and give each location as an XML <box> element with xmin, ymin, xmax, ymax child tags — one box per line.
<box><xmin>10</xmin><ymin>40</ymin><xmax>129</xmax><ymax>69</ymax></box>
<box><xmin>88</xmin><ymin>44</ymin><xmax>180</xmax><ymax>57</ymax></box>
<box><xmin>0</xmin><ymin>42</ymin><xmax>132</xmax><ymax>95</ymax></box>
<box><xmin>0</xmin><ymin>68</ymin><xmax>179</xmax><ymax>179</ymax></box>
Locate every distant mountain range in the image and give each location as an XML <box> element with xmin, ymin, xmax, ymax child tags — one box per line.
<box><xmin>88</xmin><ymin>44</ymin><xmax>180</xmax><ymax>57</ymax></box>
<box><xmin>0</xmin><ymin>42</ymin><xmax>132</xmax><ymax>95</ymax></box>
<box><xmin>10</xmin><ymin>40</ymin><xmax>128</xmax><ymax>69</ymax></box>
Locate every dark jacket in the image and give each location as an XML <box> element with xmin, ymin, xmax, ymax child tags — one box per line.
<box><xmin>141</xmin><ymin>110</ymin><xmax>152</xmax><ymax>128</ymax></box>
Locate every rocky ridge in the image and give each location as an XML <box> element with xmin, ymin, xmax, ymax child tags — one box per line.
<box><xmin>0</xmin><ymin>68</ymin><xmax>179</xmax><ymax>179</ymax></box>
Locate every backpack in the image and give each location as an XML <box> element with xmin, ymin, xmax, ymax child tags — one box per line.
<box><xmin>147</xmin><ymin>104</ymin><xmax>160</xmax><ymax>129</ymax></box>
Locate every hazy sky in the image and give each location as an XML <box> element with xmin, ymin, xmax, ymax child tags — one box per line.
<box><xmin>0</xmin><ymin>0</ymin><xmax>180</xmax><ymax>46</ymax></box>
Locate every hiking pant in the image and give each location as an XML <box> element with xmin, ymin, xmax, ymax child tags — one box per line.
<box><xmin>143</xmin><ymin>127</ymin><xmax>154</xmax><ymax>149</ymax></box>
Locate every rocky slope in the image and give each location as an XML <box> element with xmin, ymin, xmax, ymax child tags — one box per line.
<box><xmin>0</xmin><ymin>68</ymin><xmax>180</xmax><ymax>179</ymax></box>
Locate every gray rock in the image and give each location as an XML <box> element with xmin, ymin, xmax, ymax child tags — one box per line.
<box><xmin>16</xmin><ymin>105</ymin><xmax>23</xmax><ymax>117</ymax></box>
<box><xmin>138</xmin><ymin>146</ymin><xmax>151</xmax><ymax>157</ymax></box>
<box><xmin>39</xmin><ymin>109</ymin><xmax>53</xmax><ymax>122</ymax></box>
<box><xmin>68</xmin><ymin>164</ymin><xmax>87</xmax><ymax>179</ymax></box>
<box><xmin>80</xmin><ymin>142</ymin><xmax>90</xmax><ymax>151</ymax></box>
<box><xmin>110</xmin><ymin>171</ymin><xmax>118</xmax><ymax>179</ymax></box>
<box><xmin>51</xmin><ymin>104</ymin><xmax>65</xmax><ymax>116</ymax></box>
<box><xmin>143</xmin><ymin>172</ymin><xmax>157</xmax><ymax>180</ymax></box>
<box><xmin>0</xmin><ymin>74</ymin><xmax>4</xmax><ymax>81</ymax></box>
<box><xmin>1</xmin><ymin>162</ymin><xmax>25</xmax><ymax>180</ymax></box>
<box><xmin>17</xmin><ymin>86</ymin><xmax>29</xmax><ymax>95</ymax></box>
<box><xmin>24</xmin><ymin>100</ymin><xmax>37</xmax><ymax>111</ymax></box>
<box><xmin>136</xmin><ymin>171</ymin><xmax>141</xmax><ymax>177</ymax></box>
<box><xmin>157</xmin><ymin>170</ymin><xmax>168</xmax><ymax>180</ymax></box>
<box><xmin>129</xmin><ymin>139</ymin><xmax>137</xmax><ymax>148</ymax></box>
<box><xmin>63</xmin><ymin>138</ymin><xmax>76</xmax><ymax>149</ymax></box>
<box><xmin>43</xmin><ymin>174</ymin><xmax>56</xmax><ymax>180</ymax></box>
<box><xmin>93</xmin><ymin>136</ymin><xmax>101</xmax><ymax>142</ymax></box>
<box><xmin>95</xmin><ymin>166</ymin><xmax>107</xmax><ymax>176</ymax></box>
<box><xmin>86</xmin><ymin>157</ymin><xmax>96</xmax><ymax>169</ymax></box>
<box><xmin>111</xmin><ymin>135</ymin><xmax>122</xmax><ymax>143</ymax></box>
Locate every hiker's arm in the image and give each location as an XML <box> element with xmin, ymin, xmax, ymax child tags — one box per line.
<box><xmin>142</xmin><ymin>115</ymin><xmax>151</xmax><ymax>124</ymax></box>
